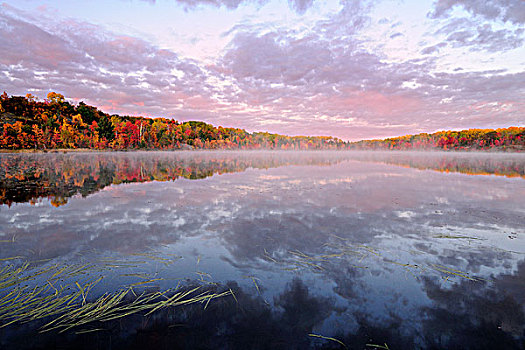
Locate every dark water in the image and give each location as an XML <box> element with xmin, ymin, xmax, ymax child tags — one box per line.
<box><xmin>0</xmin><ymin>151</ymin><xmax>524</xmax><ymax>349</ymax></box>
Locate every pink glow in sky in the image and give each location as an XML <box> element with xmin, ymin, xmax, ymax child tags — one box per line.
<box><xmin>0</xmin><ymin>0</ymin><xmax>523</xmax><ymax>140</ymax></box>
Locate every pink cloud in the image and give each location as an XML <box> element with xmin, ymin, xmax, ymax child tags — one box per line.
<box><xmin>0</xmin><ymin>2</ymin><xmax>522</xmax><ymax>141</ymax></box>
<box><xmin>313</xmin><ymin>89</ymin><xmax>423</xmax><ymax>116</ymax></box>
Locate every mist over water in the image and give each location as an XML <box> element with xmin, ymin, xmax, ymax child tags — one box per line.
<box><xmin>1</xmin><ymin>151</ymin><xmax>524</xmax><ymax>349</ymax></box>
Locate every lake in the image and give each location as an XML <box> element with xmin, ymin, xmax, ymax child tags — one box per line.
<box><xmin>0</xmin><ymin>151</ymin><xmax>524</xmax><ymax>349</ymax></box>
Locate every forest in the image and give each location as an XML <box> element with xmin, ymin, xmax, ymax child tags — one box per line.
<box><xmin>1</xmin><ymin>92</ymin><xmax>524</xmax><ymax>151</ymax></box>
<box><xmin>350</xmin><ymin>127</ymin><xmax>524</xmax><ymax>151</ymax></box>
<box><xmin>0</xmin><ymin>92</ymin><xmax>345</xmax><ymax>150</ymax></box>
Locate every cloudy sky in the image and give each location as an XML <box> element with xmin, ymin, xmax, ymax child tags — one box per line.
<box><xmin>0</xmin><ymin>0</ymin><xmax>523</xmax><ymax>140</ymax></box>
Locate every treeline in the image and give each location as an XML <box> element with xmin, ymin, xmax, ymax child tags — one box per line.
<box><xmin>349</xmin><ymin>127</ymin><xmax>525</xmax><ymax>151</ymax></box>
<box><xmin>1</xmin><ymin>92</ymin><xmax>524</xmax><ymax>151</ymax></box>
<box><xmin>0</xmin><ymin>92</ymin><xmax>346</xmax><ymax>150</ymax></box>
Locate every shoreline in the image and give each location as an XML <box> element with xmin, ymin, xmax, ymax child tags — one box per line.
<box><xmin>0</xmin><ymin>147</ymin><xmax>524</xmax><ymax>154</ymax></box>
<box><xmin>0</xmin><ymin>148</ymin><xmax>108</xmax><ymax>154</ymax></box>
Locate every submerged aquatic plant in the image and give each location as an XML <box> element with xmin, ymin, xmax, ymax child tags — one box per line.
<box><xmin>0</xmin><ymin>260</ymin><xmax>231</xmax><ymax>333</ymax></box>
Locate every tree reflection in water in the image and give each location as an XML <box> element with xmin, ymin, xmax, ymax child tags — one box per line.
<box><xmin>1</xmin><ymin>151</ymin><xmax>524</xmax><ymax>207</ymax></box>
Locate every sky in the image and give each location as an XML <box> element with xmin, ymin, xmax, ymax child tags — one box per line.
<box><xmin>0</xmin><ymin>0</ymin><xmax>524</xmax><ymax>141</ymax></box>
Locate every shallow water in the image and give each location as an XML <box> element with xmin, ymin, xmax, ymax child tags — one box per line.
<box><xmin>0</xmin><ymin>151</ymin><xmax>524</xmax><ymax>349</ymax></box>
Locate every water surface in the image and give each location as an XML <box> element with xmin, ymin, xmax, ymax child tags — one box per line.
<box><xmin>0</xmin><ymin>151</ymin><xmax>524</xmax><ymax>349</ymax></box>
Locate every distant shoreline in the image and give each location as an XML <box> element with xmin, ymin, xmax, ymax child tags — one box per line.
<box><xmin>1</xmin><ymin>147</ymin><xmax>523</xmax><ymax>154</ymax></box>
<box><xmin>0</xmin><ymin>148</ymin><xmax>106</xmax><ymax>154</ymax></box>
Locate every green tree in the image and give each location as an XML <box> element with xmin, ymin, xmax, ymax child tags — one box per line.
<box><xmin>76</xmin><ymin>102</ymin><xmax>97</xmax><ymax>125</ymax></box>
<box><xmin>97</xmin><ymin>115</ymin><xmax>114</xmax><ymax>141</ymax></box>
